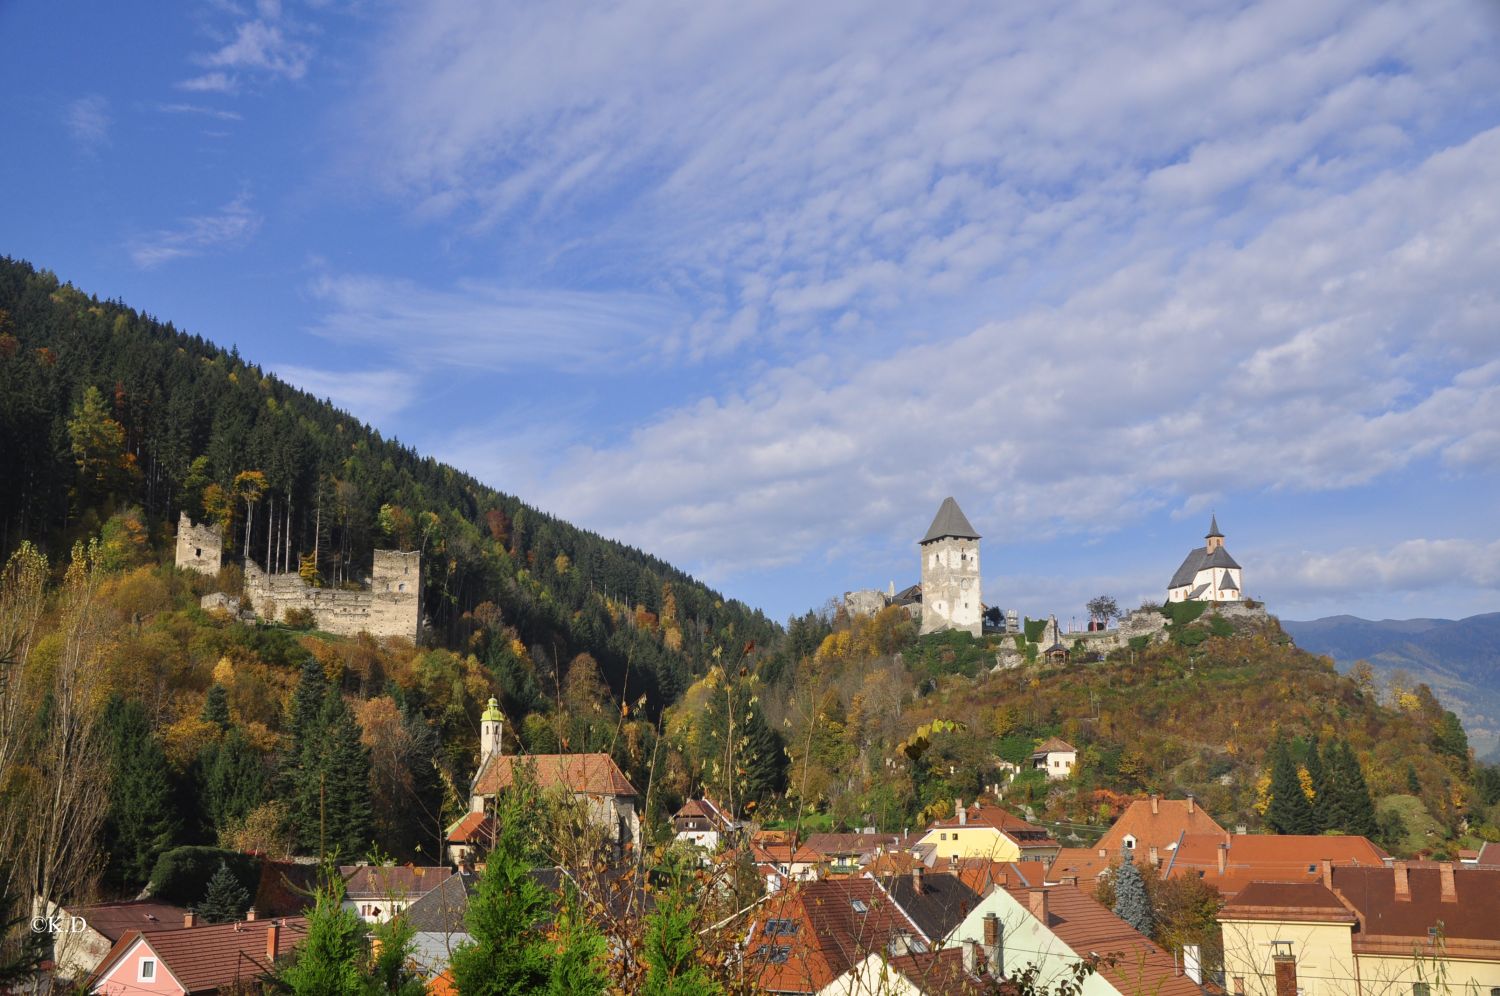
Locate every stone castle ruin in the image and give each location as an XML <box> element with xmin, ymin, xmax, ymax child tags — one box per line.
<box><xmin>176</xmin><ymin>514</ymin><xmax>420</xmax><ymax>640</ymax></box>
<box><xmin>175</xmin><ymin>512</ymin><xmax>223</xmax><ymax>576</ymax></box>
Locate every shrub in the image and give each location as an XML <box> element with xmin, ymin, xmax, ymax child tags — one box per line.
<box><xmin>147</xmin><ymin>846</ymin><xmax>261</xmax><ymax>906</ymax></box>
<box><xmin>282</xmin><ymin>606</ymin><xmax>317</xmax><ymax>630</ymax></box>
<box><xmin>1127</xmin><ymin>635</ymin><xmax>1151</xmax><ymax>652</ymax></box>
<box><xmin>1160</xmin><ymin>601</ymin><xmax>1208</xmax><ymax>626</ymax></box>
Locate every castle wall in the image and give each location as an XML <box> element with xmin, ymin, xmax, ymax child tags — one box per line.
<box><xmin>244</xmin><ymin>550</ymin><xmax>419</xmax><ymax>640</ymax></box>
<box><xmin>920</xmin><ymin>537</ymin><xmax>981</xmax><ymax>636</ymax></box>
<box><xmin>174</xmin><ymin>512</ymin><xmax>222</xmax><ymax>576</ymax></box>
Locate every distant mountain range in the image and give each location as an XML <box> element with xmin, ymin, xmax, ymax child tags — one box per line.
<box><xmin>1282</xmin><ymin>613</ymin><xmax>1500</xmax><ymax>762</ymax></box>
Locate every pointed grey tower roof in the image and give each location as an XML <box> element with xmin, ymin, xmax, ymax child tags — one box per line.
<box><xmin>921</xmin><ymin>497</ymin><xmax>980</xmax><ymax>544</ymax></box>
<box><xmin>1206</xmin><ymin>514</ymin><xmax>1223</xmax><ymax>539</ymax></box>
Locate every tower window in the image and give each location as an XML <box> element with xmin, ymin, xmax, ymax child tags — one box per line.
<box><xmin>195</xmin><ymin>547</ymin><xmax>202</xmax><ymax>557</ymax></box>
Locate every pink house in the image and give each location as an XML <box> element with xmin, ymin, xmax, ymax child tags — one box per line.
<box><xmin>88</xmin><ymin>916</ymin><xmax>307</xmax><ymax>995</ymax></box>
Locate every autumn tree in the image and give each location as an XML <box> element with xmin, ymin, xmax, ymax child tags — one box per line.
<box><xmin>1087</xmin><ymin>595</ymin><xmax>1120</xmax><ymax>625</ymax></box>
<box><xmin>67</xmin><ymin>385</ymin><xmax>137</xmax><ymax>503</ymax></box>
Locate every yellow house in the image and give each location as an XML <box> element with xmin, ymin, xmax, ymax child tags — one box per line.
<box><xmin>914</xmin><ymin>800</ymin><xmax>1060</xmax><ymax>866</ymax></box>
<box><xmin>1220</xmin><ymin>862</ymin><xmax>1500</xmax><ymax>996</ymax></box>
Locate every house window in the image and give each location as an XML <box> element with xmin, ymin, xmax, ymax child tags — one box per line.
<box><xmin>1412</xmin><ymin>985</ymin><xmax>1430</xmax><ymax>996</ymax></box>
<box><xmin>140</xmin><ymin>959</ymin><xmax>157</xmax><ymax>982</ymax></box>
<box><xmin>1233</xmin><ymin>978</ymin><xmax>1245</xmax><ymax>996</ymax></box>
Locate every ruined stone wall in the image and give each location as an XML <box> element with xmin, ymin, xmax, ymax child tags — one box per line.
<box><xmin>175</xmin><ymin>512</ymin><xmax>223</xmax><ymax>576</ymax></box>
<box><xmin>920</xmin><ymin>537</ymin><xmax>982</xmax><ymax>636</ymax></box>
<box><xmin>244</xmin><ymin>550</ymin><xmax>419</xmax><ymax>640</ymax></box>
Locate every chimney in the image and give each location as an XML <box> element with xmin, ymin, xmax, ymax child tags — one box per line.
<box><xmin>1217</xmin><ymin>843</ymin><xmax>1228</xmax><ymax>875</ymax></box>
<box><xmin>1272</xmin><ymin>950</ymin><xmax>1297</xmax><ymax>996</ymax></box>
<box><xmin>1440</xmin><ymin>862</ymin><xmax>1456</xmax><ymax>903</ymax></box>
<box><xmin>957</xmin><ymin>799</ymin><xmax>966</xmax><ymax>826</ymax></box>
<box><xmin>912</xmin><ymin>865</ymin><xmax>925</xmax><ymax>895</ymax></box>
<box><xmin>1062</xmin><ymin>875</ymin><xmax>1079</xmax><ymax>886</ymax></box>
<box><xmin>245</xmin><ymin>907</ymin><xmax>258</xmax><ymax>921</ymax></box>
<box><xmin>1098</xmin><ymin>848</ymin><xmax>1107</xmax><ymax>859</ymax></box>
<box><xmin>1394</xmin><ymin>861</ymin><xmax>1410</xmax><ymax>901</ymax></box>
<box><xmin>963</xmin><ymin>940</ymin><xmax>980</xmax><ymax>974</ymax></box>
<box><xmin>184</xmin><ymin>911</ymin><xmax>197</xmax><ymax>928</ymax></box>
<box><xmin>1151</xmin><ymin>795</ymin><xmax>1159</xmax><ymax>815</ymax></box>
<box><xmin>266</xmin><ymin>920</ymin><xmax>281</xmax><ymax>962</ymax></box>
<box><xmin>1148</xmin><ymin>845</ymin><xmax>1159</xmax><ymax>868</ymax></box>
<box><xmin>1029</xmin><ymin>889</ymin><xmax>1049</xmax><ymax>923</ymax></box>
<box><xmin>1321</xmin><ymin>860</ymin><xmax>1332</xmax><ymax>891</ymax></box>
<box><xmin>1187</xmin><ymin>795</ymin><xmax>1196</xmax><ymax>814</ymax></box>
<box><xmin>983</xmin><ymin>912</ymin><xmax>1002</xmax><ymax>973</ymax></box>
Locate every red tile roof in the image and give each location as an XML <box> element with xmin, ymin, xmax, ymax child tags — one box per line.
<box><xmin>65</xmin><ymin>900</ymin><xmax>191</xmax><ymax>943</ymax></box>
<box><xmin>1031</xmin><ymin>737</ymin><xmax>1076</xmax><ymax>757</ymax></box>
<box><xmin>927</xmin><ymin>804</ymin><xmax>1059</xmax><ymax>849</ymax></box>
<box><xmin>91</xmin><ymin>917</ymin><xmax>309</xmax><ymax>994</ymax></box>
<box><xmin>748</xmin><ymin>877</ymin><xmax>923</xmax><ymax>993</ymax></box>
<box><xmin>340</xmin><ymin>865</ymin><xmax>453</xmax><ymax>899</ymax></box>
<box><xmin>252</xmin><ymin>861</ymin><xmax>320</xmax><ymax>919</ymax></box>
<box><xmin>472</xmin><ymin>752</ymin><xmax>637</xmax><ymax>797</ymax></box>
<box><xmin>1004</xmin><ymin>884</ymin><xmax>1202</xmax><ymax>996</ymax></box>
<box><xmin>1095</xmin><ymin>797</ymin><xmax>1227</xmax><ymax>855</ymax></box>
<box><xmin>884</xmin><ymin>948</ymin><xmax>989</xmax><ymax>994</ymax></box>
<box><xmin>1046</xmin><ymin>848</ymin><xmax>1115</xmax><ymax>885</ymax></box>
<box><xmin>1220</xmin><ymin>881</ymin><xmax>1358</xmax><ymax>923</ymax></box>
<box><xmin>791</xmin><ymin>833</ymin><xmax>906</xmax><ymax>865</ymax></box>
<box><xmin>1334</xmin><ymin>865</ymin><xmax>1500</xmax><ymax>953</ymax></box>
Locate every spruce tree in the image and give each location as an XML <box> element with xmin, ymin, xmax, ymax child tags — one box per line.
<box><xmin>1305</xmin><ymin>737</ymin><xmax>1327</xmax><ymax>832</ymax></box>
<box><xmin>1266</xmin><ymin>739</ymin><xmax>1317</xmax><ymax>835</ymax></box>
<box><xmin>201</xmin><ymin>683</ymin><xmax>231</xmax><ymax>731</ymax></box>
<box><xmin>319</xmin><ymin>693</ymin><xmax>373</xmax><ymax>860</ymax></box>
<box><xmin>1112</xmin><ymin>852</ymin><xmax>1154</xmax><ymax>937</ymax></box>
<box><xmin>1407</xmin><ymin>764</ymin><xmax>1422</xmax><ymax>795</ymax></box>
<box><xmin>198</xmin><ymin>727</ymin><xmax>270</xmax><ymax>840</ymax></box>
<box><xmin>641</xmin><ymin>865</ymin><xmax>723</xmax><ymax>996</ymax></box>
<box><xmin>196</xmin><ymin>861</ymin><xmax>252</xmax><ymax>924</ymax></box>
<box><xmin>278</xmin><ymin>874</ymin><xmax>365</xmax><ymax>996</ymax></box>
<box><xmin>101</xmin><ymin>698</ymin><xmax>179</xmax><ymax>889</ymax></box>
<box><xmin>286</xmin><ymin>659</ymin><xmax>330</xmax><ymax>852</ymax></box>
<box><xmin>1337</xmin><ymin>741</ymin><xmax>1378</xmax><ymax>838</ymax></box>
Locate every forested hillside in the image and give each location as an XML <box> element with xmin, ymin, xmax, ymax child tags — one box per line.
<box><xmin>1284</xmin><ymin>613</ymin><xmax>1500</xmax><ymax>761</ymax></box>
<box><xmin>0</xmin><ymin>256</ymin><xmax>777</xmax><ymax>714</ymax></box>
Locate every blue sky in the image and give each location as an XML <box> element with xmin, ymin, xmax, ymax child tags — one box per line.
<box><xmin>4</xmin><ymin>0</ymin><xmax>1500</xmax><ymax>626</ymax></box>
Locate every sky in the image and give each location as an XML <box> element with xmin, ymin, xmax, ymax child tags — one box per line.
<box><xmin>3</xmin><ymin>0</ymin><xmax>1500</xmax><ymax>627</ymax></box>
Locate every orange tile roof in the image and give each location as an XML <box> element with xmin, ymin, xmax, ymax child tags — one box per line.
<box><xmin>91</xmin><ymin>918</ymin><xmax>309</xmax><ymax>994</ymax></box>
<box><xmin>1164</xmin><ymin>833</ymin><xmax>1388</xmax><ymax>899</ymax></box>
<box><xmin>445</xmin><ymin>811</ymin><xmax>493</xmax><ymax>844</ymax></box>
<box><xmin>1003</xmin><ymin>884</ymin><xmax>1202</xmax><ymax>996</ymax></box>
<box><xmin>1095</xmin><ymin>797</ymin><xmax>1227</xmax><ymax>854</ymax></box>
<box><xmin>790</xmin><ymin>832</ymin><xmax>905</xmax><ymax>865</ymax></box>
<box><xmin>1046</xmin><ymin>848</ymin><xmax>1116</xmax><ymax>885</ymax></box>
<box><xmin>472</xmin><ymin>752</ymin><xmax>637</xmax><ymax>797</ymax></box>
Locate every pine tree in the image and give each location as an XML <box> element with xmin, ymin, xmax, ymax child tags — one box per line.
<box><xmin>1407</xmin><ymin>763</ymin><xmax>1422</xmax><ymax>795</ymax></box>
<box><xmin>196</xmin><ymin>861</ymin><xmax>251</xmax><ymax>924</ymax></box>
<box><xmin>1112</xmin><ymin>852</ymin><xmax>1154</xmax><ymax>937</ymax></box>
<box><xmin>278</xmin><ymin>874</ymin><xmax>365</xmax><ymax>996</ymax></box>
<box><xmin>319</xmin><ymin>694</ymin><xmax>373</xmax><ymax>860</ymax></box>
<box><xmin>201</xmin><ymin>683</ymin><xmax>231</xmax><ymax>731</ymax></box>
<box><xmin>1266</xmin><ymin>739</ymin><xmax>1317</xmax><ymax>835</ymax></box>
<box><xmin>101</xmin><ymin>698</ymin><xmax>179</xmax><ymax>889</ymax></box>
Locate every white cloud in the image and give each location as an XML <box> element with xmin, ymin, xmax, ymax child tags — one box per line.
<box><xmin>156</xmin><ymin>102</ymin><xmax>243</xmax><ymax>121</ymax></box>
<box><xmin>306</xmin><ymin>274</ymin><xmax>685</xmax><ymax>373</ymax></box>
<box><xmin>202</xmin><ymin>20</ymin><xmax>309</xmax><ymax>80</ymax></box>
<box><xmin>272</xmin><ymin>365</ymin><xmax>420</xmax><ymax>425</ymax></box>
<box><xmin>1260</xmin><ymin>539</ymin><xmax>1500</xmax><ymax>599</ymax></box>
<box><xmin>128</xmin><ymin>194</ymin><xmax>262</xmax><ymax>268</ymax></box>
<box><xmin>65</xmin><ymin>95</ymin><xmax>109</xmax><ymax>149</ymax></box>
<box><xmin>176</xmin><ymin>72</ymin><xmax>235</xmax><ymax>93</ymax></box>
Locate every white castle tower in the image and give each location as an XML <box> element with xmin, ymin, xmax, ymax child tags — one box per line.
<box><xmin>919</xmin><ymin>496</ymin><xmax>982</xmax><ymax>637</ymax></box>
<box><xmin>480</xmin><ymin>697</ymin><xmax>504</xmax><ymax>759</ymax></box>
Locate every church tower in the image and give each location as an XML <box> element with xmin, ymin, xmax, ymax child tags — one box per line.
<box><xmin>919</xmin><ymin>497</ymin><xmax>982</xmax><ymax>637</ymax></box>
<box><xmin>480</xmin><ymin>697</ymin><xmax>504</xmax><ymax>759</ymax></box>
